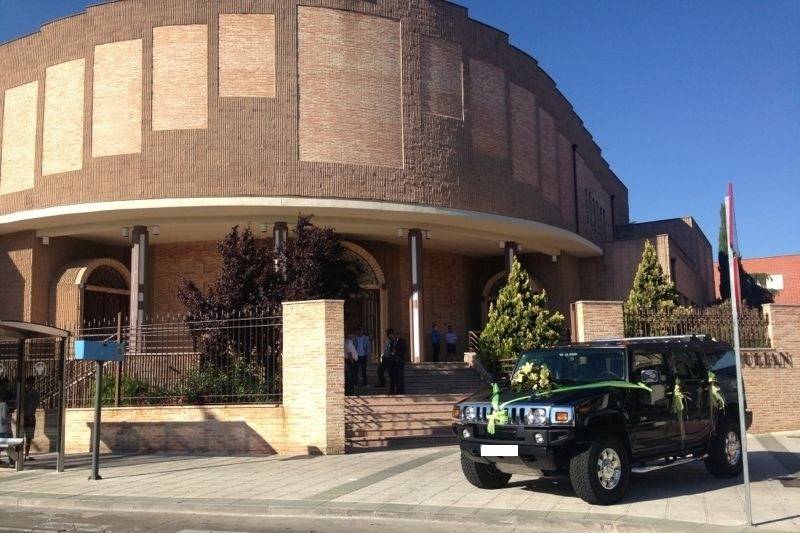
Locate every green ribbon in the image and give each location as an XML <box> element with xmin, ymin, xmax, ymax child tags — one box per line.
<box><xmin>484</xmin><ymin>380</ymin><xmax>653</xmax><ymax>435</ymax></box>
<box><xmin>671</xmin><ymin>378</ymin><xmax>691</xmax><ymax>448</ymax></box>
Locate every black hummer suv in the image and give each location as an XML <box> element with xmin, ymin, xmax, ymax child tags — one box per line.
<box><xmin>453</xmin><ymin>335</ymin><xmax>752</xmax><ymax>505</ymax></box>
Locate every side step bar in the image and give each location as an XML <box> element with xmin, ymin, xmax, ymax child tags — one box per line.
<box><xmin>632</xmin><ymin>454</ymin><xmax>707</xmax><ymax>474</ymax></box>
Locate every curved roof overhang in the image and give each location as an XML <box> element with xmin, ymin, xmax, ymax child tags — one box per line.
<box><xmin>0</xmin><ymin>197</ymin><xmax>603</xmax><ymax>258</ymax></box>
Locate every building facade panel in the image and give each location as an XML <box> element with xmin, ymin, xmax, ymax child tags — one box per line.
<box><xmin>509</xmin><ymin>82</ymin><xmax>538</xmax><ymax>187</ymax></box>
<box><xmin>420</xmin><ymin>35</ymin><xmax>463</xmax><ymax>120</ymax></box>
<box><xmin>218</xmin><ymin>13</ymin><xmax>276</xmax><ymax>98</ymax></box>
<box><xmin>468</xmin><ymin>58</ymin><xmax>507</xmax><ymax>160</ymax></box>
<box><xmin>0</xmin><ymin>81</ymin><xmax>38</xmax><ymax>194</ymax></box>
<box><xmin>152</xmin><ymin>24</ymin><xmax>208</xmax><ymax>131</ymax></box>
<box><xmin>92</xmin><ymin>39</ymin><xmax>143</xmax><ymax>157</ymax></box>
<box><xmin>297</xmin><ymin>7</ymin><xmax>403</xmax><ymax>168</ymax></box>
<box><xmin>538</xmin><ymin>106</ymin><xmax>559</xmax><ymax>207</ymax></box>
<box><xmin>42</xmin><ymin>58</ymin><xmax>85</xmax><ymax>176</ymax></box>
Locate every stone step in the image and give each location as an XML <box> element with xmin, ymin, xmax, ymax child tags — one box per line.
<box><xmin>347</xmin><ymin>419</ymin><xmax>453</xmax><ymax>433</ymax></box>
<box><xmin>346</xmin><ymin>425</ymin><xmax>453</xmax><ymax>439</ymax></box>
<box><xmin>347</xmin><ymin>412</ymin><xmax>453</xmax><ymax>423</ymax></box>
<box><xmin>345</xmin><ymin>393</ymin><xmax>466</xmax><ymax>406</ymax></box>
<box><xmin>345</xmin><ymin>434</ymin><xmax>457</xmax><ymax>452</ymax></box>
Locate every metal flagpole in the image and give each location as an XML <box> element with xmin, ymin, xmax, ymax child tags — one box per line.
<box><xmin>725</xmin><ymin>183</ymin><xmax>752</xmax><ymax>526</ymax></box>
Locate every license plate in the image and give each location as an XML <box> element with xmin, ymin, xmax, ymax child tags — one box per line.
<box><xmin>480</xmin><ymin>444</ymin><xmax>518</xmax><ymax>457</ymax></box>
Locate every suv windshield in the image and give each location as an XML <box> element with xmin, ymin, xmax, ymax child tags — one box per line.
<box><xmin>515</xmin><ymin>348</ymin><xmax>627</xmax><ymax>384</ymax></box>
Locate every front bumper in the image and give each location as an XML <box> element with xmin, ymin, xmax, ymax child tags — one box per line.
<box><xmin>453</xmin><ymin>423</ymin><xmax>574</xmax><ymax>472</ymax></box>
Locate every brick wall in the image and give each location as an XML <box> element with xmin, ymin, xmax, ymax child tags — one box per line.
<box><xmin>25</xmin><ymin>404</ymin><xmax>288</xmax><ymax>455</ymax></box>
<box><xmin>572</xmin><ymin>300</ymin><xmax>624</xmax><ymax>341</ymax></box>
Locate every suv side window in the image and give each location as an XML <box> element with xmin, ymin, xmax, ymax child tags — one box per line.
<box><xmin>669</xmin><ymin>349</ymin><xmax>705</xmax><ymax>380</ymax></box>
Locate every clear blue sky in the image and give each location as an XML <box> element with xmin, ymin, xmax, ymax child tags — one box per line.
<box><xmin>1</xmin><ymin>0</ymin><xmax>798</xmax><ymax>258</ymax></box>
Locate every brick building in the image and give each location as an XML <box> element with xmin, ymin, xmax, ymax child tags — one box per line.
<box><xmin>0</xmin><ymin>0</ymin><xmax>715</xmax><ymax>362</ymax></box>
<box><xmin>714</xmin><ymin>254</ymin><xmax>800</xmax><ymax>304</ymax></box>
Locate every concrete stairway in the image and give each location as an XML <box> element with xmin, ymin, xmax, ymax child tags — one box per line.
<box><xmin>346</xmin><ymin>362</ymin><xmax>485</xmax><ymax>452</ymax></box>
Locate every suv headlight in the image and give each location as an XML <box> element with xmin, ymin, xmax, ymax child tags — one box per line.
<box><xmin>550</xmin><ymin>407</ymin><xmax>575</xmax><ymax>426</ymax></box>
<box><xmin>525</xmin><ymin>408</ymin><xmax>547</xmax><ymax>426</ymax></box>
<box><xmin>464</xmin><ymin>406</ymin><xmax>477</xmax><ymax>422</ymax></box>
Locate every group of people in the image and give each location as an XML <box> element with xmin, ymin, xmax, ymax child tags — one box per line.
<box><xmin>0</xmin><ymin>377</ymin><xmax>39</xmax><ymax>468</ymax></box>
<box><xmin>430</xmin><ymin>324</ymin><xmax>458</xmax><ymax>362</ymax></box>
<box><xmin>344</xmin><ymin>326</ymin><xmax>407</xmax><ymax>395</ymax></box>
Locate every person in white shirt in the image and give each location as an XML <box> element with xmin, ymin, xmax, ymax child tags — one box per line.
<box><xmin>344</xmin><ymin>334</ymin><xmax>359</xmax><ymax>395</ymax></box>
<box><xmin>445</xmin><ymin>325</ymin><xmax>458</xmax><ymax>361</ymax></box>
<box><xmin>354</xmin><ymin>326</ymin><xmax>371</xmax><ymax>386</ymax></box>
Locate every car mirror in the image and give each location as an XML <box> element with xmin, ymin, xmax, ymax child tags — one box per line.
<box><xmin>639</xmin><ymin>368</ymin><xmax>660</xmax><ymax>385</ymax></box>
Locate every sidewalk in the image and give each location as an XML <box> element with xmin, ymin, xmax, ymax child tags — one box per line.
<box><xmin>1</xmin><ymin>432</ymin><xmax>798</xmax><ymax>532</ymax></box>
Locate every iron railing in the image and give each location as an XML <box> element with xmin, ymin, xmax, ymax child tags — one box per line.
<box><xmin>16</xmin><ymin>314</ymin><xmax>284</xmax><ymax>409</ymax></box>
<box><xmin>623</xmin><ymin>307</ymin><xmax>770</xmax><ymax>348</ymax></box>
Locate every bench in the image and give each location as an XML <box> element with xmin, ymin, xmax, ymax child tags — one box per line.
<box><xmin>0</xmin><ymin>437</ymin><xmax>24</xmax><ymax>471</ymax></box>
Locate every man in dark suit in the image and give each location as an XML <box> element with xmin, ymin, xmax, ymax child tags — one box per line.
<box><xmin>387</xmin><ymin>329</ymin><xmax>407</xmax><ymax>395</ymax></box>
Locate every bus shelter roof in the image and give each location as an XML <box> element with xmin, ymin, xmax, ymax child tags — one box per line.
<box><xmin>0</xmin><ymin>320</ymin><xmax>70</xmax><ymax>340</ymax></box>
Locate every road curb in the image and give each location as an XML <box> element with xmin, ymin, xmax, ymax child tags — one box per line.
<box><xmin>0</xmin><ymin>493</ymin><xmax>770</xmax><ymax>533</ymax></box>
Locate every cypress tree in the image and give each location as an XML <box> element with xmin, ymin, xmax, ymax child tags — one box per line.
<box><xmin>478</xmin><ymin>258</ymin><xmax>564</xmax><ymax>372</ymax></box>
<box><xmin>624</xmin><ymin>240</ymin><xmax>679</xmax><ymax>314</ymax></box>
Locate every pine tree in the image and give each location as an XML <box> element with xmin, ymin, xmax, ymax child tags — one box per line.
<box><xmin>624</xmin><ymin>240</ymin><xmax>679</xmax><ymax>314</ymax></box>
<box><xmin>477</xmin><ymin>259</ymin><xmax>564</xmax><ymax>372</ymax></box>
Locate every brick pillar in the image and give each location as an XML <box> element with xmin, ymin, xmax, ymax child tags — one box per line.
<box><xmin>572</xmin><ymin>301</ymin><xmax>624</xmax><ymax>342</ymax></box>
<box><xmin>763</xmin><ymin>304</ymin><xmax>800</xmax><ymax>352</ymax></box>
<box><xmin>282</xmin><ymin>299</ymin><xmax>345</xmax><ymax>455</ymax></box>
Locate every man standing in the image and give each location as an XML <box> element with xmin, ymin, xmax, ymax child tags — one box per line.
<box><xmin>387</xmin><ymin>329</ymin><xmax>407</xmax><ymax>395</ymax></box>
<box><xmin>430</xmin><ymin>324</ymin><xmax>441</xmax><ymax>363</ymax></box>
<box><xmin>23</xmin><ymin>377</ymin><xmax>40</xmax><ymax>460</ymax></box>
<box><xmin>375</xmin><ymin>331</ymin><xmax>393</xmax><ymax>388</ymax></box>
<box><xmin>354</xmin><ymin>326</ymin><xmax>371</xmax><ymax>386</ymax></box>
<box><xmin>344</xmin><ymin>334</ymin><xmax>359</xmax><ymax>395</ymax></box>
<box><xmin>445</xmin><ymin>325</ymin><xmax>458</xmax><ymax>361</ymax></box>
<box><xmin>0</xmin><ymin>381</ymin><xmax>16</xmax><ymax>468</ymax></box>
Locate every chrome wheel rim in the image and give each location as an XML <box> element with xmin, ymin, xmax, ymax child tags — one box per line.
<box><xmin>725</xmin><ymin>431</ymin><xmax>741</xmax><ymax>466</ymax></box>
<box><xmin>596</xmin><ymin>448</ymin><xmax>622</xmax><ymax>490</ymax></box>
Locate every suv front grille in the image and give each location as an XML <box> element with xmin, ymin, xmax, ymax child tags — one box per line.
<box><xmin>468</xmin><ymin>403</ymin><xmax>543</xmax><ymax>425</ymax></box>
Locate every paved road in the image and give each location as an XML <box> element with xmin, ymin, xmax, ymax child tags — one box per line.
<box><xmin>1</xmin><ymin>432</ymin><xmax>798</xmax><ymax>532</ymax></box>
<box><xmin>0</xmin><ymin>507</ymin><xmax>522</xmax><ymax>533</ymax></box>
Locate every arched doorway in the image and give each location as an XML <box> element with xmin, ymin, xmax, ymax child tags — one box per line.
<box><xmin>342</xmin><ymin>242</ymin><xmax>387</xmax><ymax>361</ymax></box>
<box><xmin>50</xmin><ymin>258</ymin><xmax>131</xmax><ymax>328</ymax></box>
<box><xmin>480</xmin><ymin>270</ymin><xmax>543</xmax><ymax>328</ymax></box>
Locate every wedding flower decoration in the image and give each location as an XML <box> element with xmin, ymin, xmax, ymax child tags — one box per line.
<box><xmin>510</xmin><ymin>362</ymin><xmax>553</xmax><ymax>393</ymax></box>
<box><xmin>708</xmin><ymin>371</ymin><xmax>726</xmax><ymax>412</ymax></box>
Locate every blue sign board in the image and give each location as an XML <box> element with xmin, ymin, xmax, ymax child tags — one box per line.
<box><xmin>74</xmin><ymin>340</ymin><xmax>126</xmax><ymax>362</ymax></box>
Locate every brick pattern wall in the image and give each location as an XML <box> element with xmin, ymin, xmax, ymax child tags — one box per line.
<box><xmin>420</xmin><ymin>35</ymin><xmax>463</xmax><ymax>120</ymax></box>
<box><xmin>34</xmin><ymin>405</ymin><xmax>287</xmax><ymax>455</ymax></box>
<box><xmin>282</xmin><ymin>300</ymin><xmax>345</xmax><ymax>454</ymax></box>
<box><xmin>42</xmin><ymin>59</ymin><xmax>85</xmax><ymax>176</ymax></box>
<box><xmin>573</xmin><ymin>300</ymin><xmax>624</xmax><ymax>341</ymax></box>
<box><xmin>297</xmin><ymin>7</ymin><xmax>402</xmax><ymax>168</ymax></box>
<box><xmin>509</xmin><ymin>82</ymin><xmax>538</xmax><ymax>187</ymax></box>
<box><xmin>0</xmin><ymin>0</ymin><xmax>627</xmax><ymax>249</ymax></box>
<box><xmin>218</xmin><ymin>14</ymin><xmax>276</xmax><ymax>98</ymax></box>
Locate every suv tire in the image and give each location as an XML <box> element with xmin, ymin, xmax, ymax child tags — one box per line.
<box><xmin>460</xmin><ymin>453</ymin><xmax>511</xmax><ymax>489</ymax></box>
<box><xmin>569</xmin><ymin>434</ymin><xmax>630</xmax><ymax>505</ymax></box>
<box><xmin>705</xmin><ymin>418</ymin><xmax>744</xmax><ymax>478</ymax></box>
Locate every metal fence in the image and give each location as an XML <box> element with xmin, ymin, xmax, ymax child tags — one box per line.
<box><xmin>623</xmin><ymin>307</ymin><xmax>770</xmax><ymax>348</ymax></box>
<box><xmin>58</xmin><ymin>314</ymin><xmax>282</xmax><ymax>408</ymax></box>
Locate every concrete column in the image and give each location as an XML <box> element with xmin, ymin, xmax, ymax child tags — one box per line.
<box><xmin>408</xmin><ymin>229</ymin><xmax>424</xmax><ymax>363</ymax></box>
<box><xmin>129</xmin><ymin>226</ymin><xmax>149</xmax><ymax>328</ymax></box>
<box><xmin>273</xmin><ymin>222</ymin><xmax>288</xmax><ymax>255</ymax></box>
<box><xmin>503</xmin><ymin>241</ymin><xmax>519</xmax><ymax>276</ymax></box>
<box><xmin>273</xmin><ymin>221</ymin><xmax>289</xmax><ymax>276</ymax></box>
<box><xmin>282</xmin><ymin>299</ymin><xmax>345</xmax><ymax>454</ymax></box>
<box><xmin>572</xmin><ymin>301</ymin><xmax>624</xmax><ymax>342</ymax></box>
